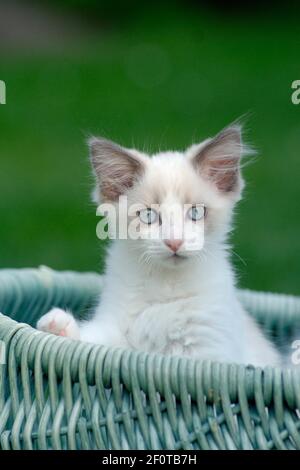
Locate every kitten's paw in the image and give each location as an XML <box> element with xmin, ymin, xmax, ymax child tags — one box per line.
<box><xmin>36</xmin><ymin>308</ymin><xmax>80</xmax><ymax>340</ymax></box>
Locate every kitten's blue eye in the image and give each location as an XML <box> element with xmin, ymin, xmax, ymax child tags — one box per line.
<box><xmin>138</xmin><ymin>208</ymin><xmax>158</xmax><ymax>225</ymax></box>
<box><xmin>187</xmin><ymin>205</ymin><xmax>205</xmax><ymax>221</ymax></box>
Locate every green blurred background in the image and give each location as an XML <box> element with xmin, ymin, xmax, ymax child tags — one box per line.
<box><xmin>0</xmin><ymin>1</ymin><xmax>299</xmax><ymax>294</ymax></box>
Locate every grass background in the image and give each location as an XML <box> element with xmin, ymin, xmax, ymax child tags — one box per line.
<box><xmin>1</xmin><ymin>2</ymin><xmax>300</xmax><ymax>294</ymax></box>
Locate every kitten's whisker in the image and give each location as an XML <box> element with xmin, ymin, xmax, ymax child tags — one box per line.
<box><xmin>229</xmin><ymin>249</ymin><xmax>247</xmax><ymax>267</ymax></box>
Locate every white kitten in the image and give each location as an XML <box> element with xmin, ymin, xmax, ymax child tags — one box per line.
<box><xmin>37</xmin><ymin>125</ymin><xmax>280</xmax><ymax>367</ymax></box>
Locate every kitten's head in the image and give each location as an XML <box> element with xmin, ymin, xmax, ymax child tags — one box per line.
<box><xmin>89</xmin><ymin>125</ymin><xmax>249</xmax><ymax>270</ymax></box>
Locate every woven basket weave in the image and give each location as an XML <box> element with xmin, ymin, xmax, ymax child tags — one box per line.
<box><xmin>0</xmin><ymin>266</ymin><xmax>300</xmax><ymax>450</ymax></box>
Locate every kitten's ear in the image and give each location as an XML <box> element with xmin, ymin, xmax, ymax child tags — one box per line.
<box><xmin>89</xmin><ymin>137</ymin><xmax>146</xmax><ymax>202</ymax></box>
<box><xmin>190</xmin><ymin>125</ymin><xmax>247</xmax><ymax>197</ymax></box>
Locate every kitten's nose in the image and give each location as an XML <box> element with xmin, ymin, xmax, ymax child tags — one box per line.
<box><xmin>164</xmin><ymin>239</ymin><xmax>183</xmax><ymax>253</ymax></box>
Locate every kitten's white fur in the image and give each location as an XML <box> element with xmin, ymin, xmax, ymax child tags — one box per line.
<box><xmin>37</xmin><ymin>126</ymin><xmax>280</xmax><ymax>367</ymax></box>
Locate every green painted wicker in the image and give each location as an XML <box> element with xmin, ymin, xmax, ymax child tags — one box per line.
<box><xmin>0</xmin><ymin>266</ymin><xmax>300</xmax><ymax>450</ymax></box>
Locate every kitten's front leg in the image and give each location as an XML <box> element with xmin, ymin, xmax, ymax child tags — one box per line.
<box><xmin>37</xmin><ymin>308</ymin><xmax>128</xmax><ymax>348</ymax></box>
<box><xmin>37</xmin><ymin>308</ymin><xmax>80</xmax><ymax>340</ymax></box>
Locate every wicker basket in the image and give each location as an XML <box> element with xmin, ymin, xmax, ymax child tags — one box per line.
<box><xmin>0</xmin><ymin>266</ymin><xmax>300</xmax><ymax>450</ymax></box>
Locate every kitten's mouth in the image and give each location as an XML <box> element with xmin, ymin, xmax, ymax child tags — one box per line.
<box><xmin>169</xmin><ymin>253</ymin><xmax>187</xmax><ymax>261</ymax></box>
